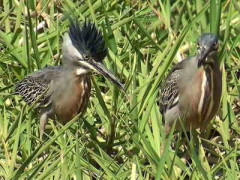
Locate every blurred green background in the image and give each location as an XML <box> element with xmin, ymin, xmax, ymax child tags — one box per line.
<box><xmin>0</xmin><ymin>0</ymin><xmax>239</xmax><ymax>179</ymax></box>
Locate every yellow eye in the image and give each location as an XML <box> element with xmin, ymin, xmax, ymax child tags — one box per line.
<box><xmin>83</xmin><ymin>54</ymin><xmax>90</xmax><ymax>60</ymax></box>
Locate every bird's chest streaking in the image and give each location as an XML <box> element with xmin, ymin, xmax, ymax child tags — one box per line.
<box><xmin>179</xmin><ymin>65</ymin><xmax>221</xmax><ymax>129</ymax></box>
<box><xmin>197</xmin><ymin>66</ymin><xmax>213</xmax><ymax>122</ymax></box>
<box><xmin>51</xmin><ymin>73</ymin><xmax>91</xmax><ymax>124</ymax></box>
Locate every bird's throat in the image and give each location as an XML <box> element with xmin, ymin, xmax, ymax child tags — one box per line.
<box><xmin>76</xmin><ymin>67</ymin><xmax>90</xmax><ymax>75</ymax></box>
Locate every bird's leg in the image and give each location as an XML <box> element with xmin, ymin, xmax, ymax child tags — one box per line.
<box><xmin>39</xmin><ymin>112</ymin><xmax>49</xmax><ymax>140</ymax></box>
<box><xmin>39</xmin><ymin>107</ymin><xmax>53</xmax><ymax>140</ymax></box>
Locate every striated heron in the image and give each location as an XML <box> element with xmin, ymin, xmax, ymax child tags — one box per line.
<box><xmin>159</xmin><ymin>33</ymin><xmax>222</xmax><ymax>133</ymax></box>
<box><xmin>15</xmin><ymin>20</ymin><xmax>125</xmax><ymax>138</ymax></box>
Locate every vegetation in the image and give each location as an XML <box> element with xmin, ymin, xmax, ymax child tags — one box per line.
<box><xmin>0</xmin><ymin>0</ymin><xmax>239</xmax><ymax>179</ymax></box>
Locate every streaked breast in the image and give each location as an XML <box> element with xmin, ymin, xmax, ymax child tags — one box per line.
<box><xmin>53</xmin><ymin>75</ymin><xmax>91</xmax><ymax>123</ymax></box>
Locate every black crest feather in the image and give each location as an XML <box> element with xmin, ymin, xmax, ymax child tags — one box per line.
<box><xmin>69</xmin><ymin>20</ymin><xmax>107</xmax><ymax>62</ymax></box>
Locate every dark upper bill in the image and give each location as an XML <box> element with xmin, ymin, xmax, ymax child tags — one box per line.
<box><xmin>197</xmin><ymin>43</ymin><xmax>218</xmax><ymax>65</ymax></box>
<box><xmin>78</xmin><ymin>60</ymin><xmax>125</xmax><ymax>93</ymax></box>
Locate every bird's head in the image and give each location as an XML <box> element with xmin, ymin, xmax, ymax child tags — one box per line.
<box><xmin>196</xmin><ymin>33</ymin><xmax>218</xmax><ymax>67</ymax></box>
<box><xmin>62</xmin><ymin>20</ymin><xmax>124</xmax><ymax>92</ymax></box>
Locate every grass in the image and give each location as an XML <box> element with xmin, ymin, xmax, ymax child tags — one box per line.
<box><xmin>0</xmin><ymin>0</ymin><xmax>239</xmax><ymax>179</ymax></box>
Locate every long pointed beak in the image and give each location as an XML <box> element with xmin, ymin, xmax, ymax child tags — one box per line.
<box><xmin>197</xmin><ymin>45</ymin><xmax>217</xmax><ymax>66</ymax></box>
<box><xmin>197</xmin><ymin>46</ymin><xmax>211</xmax><ymax>62</ymax></box>
<box><xmin>78</xmin><ymin>60</ymin><xmax>125</xmax><ymax>93</ymax></box>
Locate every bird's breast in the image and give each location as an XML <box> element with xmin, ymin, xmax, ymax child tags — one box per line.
<box><xmin>197</xmin><ymin>66</ymin><xmax>222</xmax><ymax>125</ymax></box>
<box><xmin>52</xmin><ymin>75</ymin><xmax>91</xmax><ymax>123</ymax></box>
<box><xmin>179</xmin><ymin>66</ymin><xmax>221</xmax><ymax>129</ymax></box>
<box><xmin>179</xmin><ymin>68</ymin><xmax>203</xmax><ymax>122</ymax></box>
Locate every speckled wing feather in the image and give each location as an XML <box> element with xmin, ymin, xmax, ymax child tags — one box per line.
<box><xmin>15</xmin><ymin>66</ymin><xmax>62</xmax><ymax>106</ymax></box>
<box><xmin>159</xmin><ymin>60</ymin><xmax>186</xmax><ymax>113</ymax></box>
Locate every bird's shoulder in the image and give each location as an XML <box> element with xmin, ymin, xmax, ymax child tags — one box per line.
<box><xmin>28</xmin><ymin>65</ymin><xmax>63</xmax><ymax>78</ymax></box>
<box><xmin>15</xmin><ymin>65</ymin><xmax>62</xmax><ymax>105</ymax></box>
<box><xmin>159</xmin><ymin>57</ymin><xmax>192</xmax><ymax>113</ymax></box>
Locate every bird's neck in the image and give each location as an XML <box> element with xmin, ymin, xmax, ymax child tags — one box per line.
<box><xmin>63</xmin><ymin>64</ymin><xmax>91</xmax><ymax>76</ymax></box>
<box><xmin>203</xmin><ymin>56</ymin><xmax>219</xmax><ymax>69</ymax></box>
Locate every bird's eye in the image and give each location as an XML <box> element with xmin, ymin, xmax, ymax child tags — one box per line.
<box><xmin>83</xmin><ymin>54</ymin><xmax>90</xmax><ymax>61</ymax></box>
<box><xmin>197</xmin><ymin>43</ymin><xmax>200</xmax><ymax>48</ymax></box>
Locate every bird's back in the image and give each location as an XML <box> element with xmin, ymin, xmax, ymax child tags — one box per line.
<box><xmin>15</xmin><ymin>66</ymin><xmax>63</xmax><ymax>106</ymax></box>
<box><xmin>159</xmin><ymin>59</ymin><xmax>189</xmax><ymax>113</ymax></box>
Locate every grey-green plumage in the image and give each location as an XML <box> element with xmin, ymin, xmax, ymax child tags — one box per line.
<box><xmin>159</xmin><ymin>33</ymin><xmax>222</xmax><ymax>133</ymax></box>
<box><xmin>15</xmin><ymin>20</ymin><xmax>124</xmax><ymax>139</ymax></box>
<box><xmin>15</xmin><ymin>66</ymin><xmax>62</xmax><ymax>105</ymax></box>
